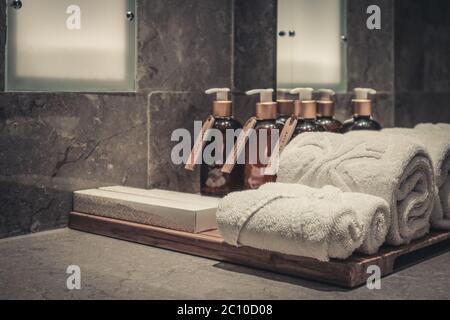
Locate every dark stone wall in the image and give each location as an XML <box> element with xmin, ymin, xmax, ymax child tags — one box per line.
<box><xmin>0</xmin><ymin>93</ymin><xmax>148</xmax><ymax>237</ymax></box>
<box><xmin>147</xmin><ymin>92</ymin><xmax>210</xmax><ymax>193</ymax></box>
<box><xmin>394</xmin><ymin>0</ymin><xmax>450</xmax><ymax>127</ymax></box>
<box><xmin>0</xmin><ymin>0</ymin><xmax>234</xmax><ymax>238</ymax></box>
<box><xmin>347</xmin><ymin>0</ymin><xmax>395</xmax><ymax>93</ymax></box>
<box><xmin>232</xmin><ymin>0</ymin><xmax>277</xmax><ymax>124</ymax></box>
<box><xmin>0</xmin><ymin>2</ymin><xmax>5</xmax><ymax>92</ymax></box>
<box><xmin>341</xmin><ymin>0</ymin><xmax>395</xmax><ymax>127</ymax></box>
<box><xmin>233</xmin><ymin>0</ymin><xmax>277</xmax><ymax>92</ymax></box>
<box><xmin>137</xmin><ymin>0</ymin><xmax>232</xmax><ymax>92</ymax></box>
<box><xmin>138</xmin><ymin>0</ymin><xmax>234</xmax><ymax>196</ymax></box>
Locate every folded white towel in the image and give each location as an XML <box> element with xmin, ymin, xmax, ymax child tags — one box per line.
<box><xmin>416</xmin><ymin>123</ymin><xmax>450</xmax><ymax>132</ymax></box>
<box><xmin>384</xmin><ymin>124</ymin><xmax>450</xmax><ymax>230</ymax></box>
<box><xmin>277</xmin><ymin>131</ymin><xmax>435</xmax><ymax>246</ymax></box>
<box><xmin>216</xmin><ymin>184</ymin><xmax>390</xmax><ymax>261</ymax></box>
<box><xmin>259</xmin><ymin>183</ymin><xmax>390</xmax><ymax>255</ymax></box>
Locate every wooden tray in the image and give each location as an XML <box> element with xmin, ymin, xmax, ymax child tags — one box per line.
<box><xmin>69</xmin><ymin>211</ymin><xmax>450</xmax><ymax>288</ymax></box>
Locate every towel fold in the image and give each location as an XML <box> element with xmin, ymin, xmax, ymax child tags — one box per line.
<box><xmin>384</xmin><ymin>125</ymin><xmax>450</xmax><ymax>230</ymax></box>
<box><xmin>277</xmin><ymin>131</ymin><xmax>435</xmax><ymax>246</ymax></box>
<box><xmin>216</xmin><ymin>184</ymin><xmax>390</xmax><ymax>261</ymax></box>
<box><xmin>259</xmin><ymin>183</ymin><xmax>390</xmax><ymax>255</ymax></box>
<box><xmin>416</xmin><ymin>123</ymin><xmax>450</xmax><ymax>132</ymax></box>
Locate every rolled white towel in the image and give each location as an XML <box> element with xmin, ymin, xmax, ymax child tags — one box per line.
<box><xmin>259</xmin><ymin>183</ymin><xmax>390</xmax><ymax>255</ymax></box>
<box><xmin>385</xmin><ymin>124</ymin><xmax>450</xmax><ymax>230</ymax></box>
<box><xmin>216</xmin><ymin>184</ymin><xmax>390</xmax><ymax>262</ymax></box>
<box><xmin>416</xmin><ymin>123</ymin><xmax>450</xmax><ymax>132</ymax></box>
<box><xmin>277</xmin><ymin>131</ymin><xmax>435</xmax><ymax>246</ymax></box>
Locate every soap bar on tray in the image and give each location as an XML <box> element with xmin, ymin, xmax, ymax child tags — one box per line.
<box><xmin>73</xmin><ymin>187</ymin><xmax>218</xmax><ymax>233</ymax></box>
<box><xmin>100</xmin><ymin>186</ymin><xmax>219</xmax><ymax>206</ymax></box>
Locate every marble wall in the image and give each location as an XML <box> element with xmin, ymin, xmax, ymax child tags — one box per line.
<box><xmin>137</xmin><ymin>0</ymin><xmax>233</xmax><ymax>195</ymax></box>
<box><xmin>0</xmin><ymin>0</ymin><xmax>235</xmax><ymax>238</ymax></box>
<box><xmin>137</xmin><ymin>0</ymin><xmax>232</xmax><ymax>92</ymax></box>
<box><xmin>233</xmin><ymin>0</ymin><xmax>277</xmax><ymax>92</ymax></box>
<box><xmin>0</xmin><ymin>3</ymin><xmax>5</xmax><ymax>92</ymax></box>
<box><xmin>0</xmin><ymin>93</ymin><xmax>148</xmax><ymax>237</ymax></box>
<box><xmin>340</xmin><ymin>0</ymin><xmax>395</xmax><ymax>127</ymax></box>
<box><xmin>147</xmin><ymin>92</ymin><xmax>211</xmax><ymax>193</ymax></box>
<box><xmin>233</xmin><ymin>0</ymin><xmax>277</xmax><ymax>123</ymax></box>
<box><xmin>394</xmin><ymin>0</ymin><xmax>450</xmax><ymax>127</ymax></box>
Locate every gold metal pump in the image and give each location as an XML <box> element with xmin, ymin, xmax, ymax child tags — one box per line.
<box><xmin>277</xmin><ymin>88</ymin><xmax>295</xmax><ymax>115</ymax></box>
<box><xmin>290</xmin><ymin>88</ymin><xmax>317</xmax><ymax>119</ymax></box>
<box><xmin>205</xmin><ymin>88</ymin><xmax>232</xmax><ymax>118</ymax></box>
<box><xmin>317</xmin><ymin>89</ymin><xmax>336</xmax><ymax>117</ymax></box>
<box><xmin>352</xmin><ymin>88</ymin><xmax>377</xmax><ymax>117</ymax></box>
<box><xmin>246</xmin><ymin>89</ymin><xmax>278</xmax><ymax>120</ymax></box>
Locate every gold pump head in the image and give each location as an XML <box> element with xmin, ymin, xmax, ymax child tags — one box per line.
<box><xmin>290</xmin><ymin>88</ymin><xmax>314</xmax><ymax>102</ymax></box>
<box><xmin>352</xmin><ymin>88</ymin><xmax>377</xmax><ymax>117</ymax></box>
<box><xmin>206</xmin><ymin>88</ymin><xmax>232</xmax><ymax>118</ymax></box>
<box><xmin>205</xmin><ymin>88</ymin><xmax>230</xmax><ymax>101</ymax></box>
<box><xmin>317</xmin><ymin>89</ymin><xmax>336</xmax><ymax>101</ymax></box>
<box><xmin>246</xmin><ymin>89</ymin><xmax>277</xmax><ymax>120</ymax></box>
<box><xmin>246</xmin><ymin>88</ymin><xmax>274</xmax><ymax>103</ymax></box>
<box><xmin>317</xmin><ymin>89</ymin><xmax>336</xmax><ymax>117</ymax></box>
<box><xmin>290</xmin><ymin>88</ymin><xmax>316</xmax><ymax>119</ymax></box>
<box><xmin>354</xmin><ymin>88</ymin><xmax>377</xmax><ymax>100</ymax></box>
<box><xmin>277</xmin><ymin>88</ymin><xmax>294</xmax><ymax>116</ymax></box>
<box><xmin>277</xmin><ymin>88</ymin><xmax>293</xmax><ymax>101</ymax></box>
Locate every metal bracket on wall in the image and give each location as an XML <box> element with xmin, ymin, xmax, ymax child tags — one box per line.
<box><xmin>11</xmin><ymin>0</ymin><xmax>23</xmax><ymax>9</ymax></box>
<box><xmin>279</xmin><ymin>30</ymin><xmax>296</xmax><ymax>37</ymax></box>
<box><xmin>126</xmin><ymin>11</ymin><xmax>135</xmax><ymax>21</ymax></box>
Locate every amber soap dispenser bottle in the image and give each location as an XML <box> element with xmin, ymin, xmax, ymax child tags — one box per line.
<box><xmin>316</xmin><ymin>89</ymin><xmax>343</xmax><ymax>133</ymax></box>
<box><xmin>244</xmin><ymin>89</ymin><xmax>280</xmax><ymax>190</ymax></box>
<box><xmin>290</xmin><ymin>88</ymin><xmax>325</xmax><ymax>138</ymax></box>
<box><xmin>342</xmin><ymin>88</ymin><xmax>382</xmax><ymax>133</ymax></box>
<box><xmin>186</xmin><ymin>88</ymin><xmax>244</xmax><ymax>197</ymax></box>
<box><xmin>276</xmin><ymin>89</ymin><xmax>295</xmax><ymax>128</ymax></box>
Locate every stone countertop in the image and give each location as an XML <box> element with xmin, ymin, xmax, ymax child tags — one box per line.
<box><xmin>0</xmin><ymin>228</ymin><xmax>449</xmax><ymax>300</ymax></box>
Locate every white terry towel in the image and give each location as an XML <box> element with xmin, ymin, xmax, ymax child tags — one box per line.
<box><xmin>216</xmin><ymin>184</ymin><xmax>390</xmax><ymax>262</ymax></box>
<box><xmin>383</xmin><ymin>124</ymin><xmax>450</xmax><ymax>230</ymax></box>
<box><xmin>259</xmin><ymin>183</ymin><xmax>390</xmax><ymax>255</ymax></box>
<box><xmin>277</xmin><ymin>131</ymin><xmax>435</xmax><ymax>246</ymax></box>
<box><xmin>416</xmin><ymin>123</ymin><xmax>450</xmax><ymax>132</ymax></box>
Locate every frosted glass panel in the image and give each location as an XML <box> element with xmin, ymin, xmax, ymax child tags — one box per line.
<box><xmin>6</xmin><ymin>0</ymin><xmax>136</xmax><ymax>92</ymax></box>
<box><xmin>277</xmin><ymin>0</ymin><xmax>347</xmax><ymax>92</ymax></box>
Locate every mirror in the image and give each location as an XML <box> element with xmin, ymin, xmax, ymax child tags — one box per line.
<box><xmin>277</xmin><ymin>0</ymin><xmax>347</xmax><ymax>92</ymax></box>
<box><xmin>6</xmin><ymin>0</ymin><xmax>136</xmax><ymax>92</ymax></box>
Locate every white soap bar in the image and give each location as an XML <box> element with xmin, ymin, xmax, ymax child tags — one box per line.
<box><xmin>73</xmin><ymin>189</ymin><xmax>218</xmax><ymax>233</ymax></box>
<box><xmin>100</xmin><ymin>186</ymin><xmax>219</xmax><ymax>206</ymax></box>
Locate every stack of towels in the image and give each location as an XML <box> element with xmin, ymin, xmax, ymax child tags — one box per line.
<box><xmin>385</xmin><ymin>124</ymin><xmax>450</xmax><ymax>230</ymax></box>
<box><xmin>216</xmin><ymin>123</ymin><xmax>449</xmax><ymax>261</ymax></box>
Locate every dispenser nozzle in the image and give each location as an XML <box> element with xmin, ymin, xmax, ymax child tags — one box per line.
<box><xmin>317</xmin><ymin>89</ymin><xmax>336</xmax><ymax>101</ymax></box>
<box><xmin>354</xmin><ymin>88</ymin><xmax>377</xmax><ymax>100</ymax></box>
<box><xmin>205</xmin><ymin>88</ymin><xmax>231</xmax><ymax>101</ymax></box>
<box><xmin>290</xmin><ymin>88</ymin><xmax>314</xmax><ymax>102</ymax></box>
<box><xmin>246</xmin><ymin>89</ymin><xmax>274</xmax><ymax>103</ymax></box>
<box><xmin>277</xmin><ymin>88</ymin><xmax>292</xmax><ymax>101</ymax></box>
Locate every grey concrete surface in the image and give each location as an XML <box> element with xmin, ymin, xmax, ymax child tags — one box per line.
<box><xmin>0</xmin><ymin>228</ymin><xmax>449</xmax><ymax>300</ymax></box>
